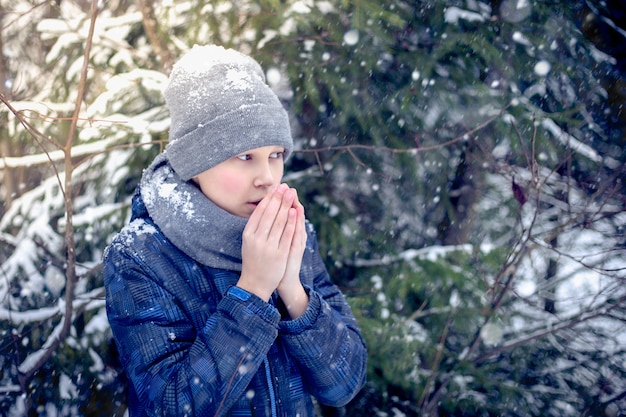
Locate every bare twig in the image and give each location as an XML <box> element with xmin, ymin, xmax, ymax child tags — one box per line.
<box><xmin>17</xmin><ymin>0</ymin><xmax>100</xmax><ymax>388</ymax></box>
<box><xmin>299</xmin><ymin>103</ymin><xmax>512</xmax><ymax>159</ymax></box>
<box><xmin>418</xmin><ymin>313</ymin><xmax>452</xmax><ymax>411</ymax></box>
<box><xmin>473</xmin><ymin>294</ymin><xmax>626</xmax><ymax>364</ymax></box>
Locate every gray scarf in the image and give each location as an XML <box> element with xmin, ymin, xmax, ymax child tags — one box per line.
<box><xmin>140</xmin><ymin>153</ymin><xmax>248</xmax><ymax>271</ymax></box>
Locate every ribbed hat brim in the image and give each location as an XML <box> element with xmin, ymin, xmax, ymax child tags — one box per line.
<box><xmin>166</xmin><ymin>102</ymin><xmax>292</xmax><ymax>181</ymax></box>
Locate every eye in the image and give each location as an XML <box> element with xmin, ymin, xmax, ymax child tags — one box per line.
<box><xmin>269</xmin><ymin>151</ymin><xmax>284</xmax><ymax>159</ymax></box>
<box><xmin>236</xmin><ymin>154</ymin><xmax>251</xmax><ymax>161</ymax></box>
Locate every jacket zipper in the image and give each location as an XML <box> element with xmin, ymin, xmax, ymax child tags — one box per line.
<box><xmin>263</xmin><ymin>357</ymin><xmax>277</xmax><ymax>417</ymax></box>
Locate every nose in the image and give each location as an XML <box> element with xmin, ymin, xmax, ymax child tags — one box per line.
<box><xmin>253</xmin><ymin>160</ymin><xmax>275</xmax><ymax>188</ymax></box>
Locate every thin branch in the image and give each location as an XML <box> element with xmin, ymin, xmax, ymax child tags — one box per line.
<box><xmin>0</xmin><ymin>136</ymin><xmax>123</xmax><ymax>169</ymax></box>
<box><xmin>137</xmin><ymin>0</ymin><xmax>175</xmax><ymax>70</ymax></box>
<box><xmin>0</xmin><ymin>94</ymin><xmax>66</xmax><ymax>197</ymax></box>
<box><xmin>0</xmin><ymin>138</ymin><xmax>167</xmax><ymax>170</ymax></box>
<box><xmin>417</xmin><ymin>114</ymin><xmax>547</xmax><ymax>410</ymax></box>
<box><xmin>473</xmin><ymin>294</ymin><xmax>626</xmax><ymax>364</ymax></box>
<box><xmin>418</xmin><ymin>313</ymin><xmax>453</xmax><ymax>410</ymax></box>
<box><xmin>17</xmin><ymin>0</ymin><xmax>100</xmax><ymax>388</ymax></box>
<box><xmin>0</xmin><ymin>98</ymin><xmax>61</xmax><ymax>149</ymax></box>
<box><xmin>16</xmin><ymin>287</ymin><xmax>105</xmax><ymax>377</ymax></box>
<box><xmin>299</xmin><ymin>102</ymin><xmax>512</xmax><ymax>157</ymax></box>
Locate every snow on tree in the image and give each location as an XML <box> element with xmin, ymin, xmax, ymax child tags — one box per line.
<box><xmin>0</xmin><ymin>0</ymin><xmax>624</xmax><ymax>416</ymax></box>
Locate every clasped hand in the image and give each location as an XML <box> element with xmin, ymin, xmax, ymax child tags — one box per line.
<box><xmin>238</xmin><ymin>184</ymin><xmax>308</xmax><ymax>316</ymax></box>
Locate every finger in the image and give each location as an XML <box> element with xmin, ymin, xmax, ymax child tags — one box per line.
<box><xmin>293</xmin><ymin>205</ymin><xmax>307</xmax><ymax>249</ymax></box>
<box><xmin>267</xmin><ymin>188</ymin><xmax>296</xmax><ymax>245</ymax></box>
<box><xmin>245</xmin><ymin>184</ymin><xmax>280</xmax><ymax>234</ymax></box>
<box><xmin>258</xmin><ymin>185</ymin><xmax>291</xmax><ymax>238</ymax></box>
<box><xmin>250</xmin><ymin>184</ymin><xmax>287</xmax><ymax>235</ymax></box>
<box><xmin>279</xmin><ymin>207</ymin><xmax>298</xmax><ymax>251</ymax></box>
<box><xmin>284</xmin><ymin>185</ymin><xmax>304</xmax><ymax>210</ymax></box>
<box><xmin>290</xmin><ymin>189</ymin><xmax>306</xmax><ymax>237</ymax></box>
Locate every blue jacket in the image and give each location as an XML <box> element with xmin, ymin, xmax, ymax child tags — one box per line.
<box><xmin>103</xmin><ymin>190</ymin><xmax>367</xmax><ymax>416</ymax></box>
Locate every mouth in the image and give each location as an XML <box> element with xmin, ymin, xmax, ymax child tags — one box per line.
<box><xmin>247</xmin><ymin>194</ymin><xmax>268</xmax><ymax>211</ymax></box>
<box><xmin>249</xmin><ymin>195</ymin><xmax>266</xmax><ymax>205</ymax></box>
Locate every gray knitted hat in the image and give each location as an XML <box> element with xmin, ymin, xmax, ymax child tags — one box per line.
<box><xmin>163</xmin><ymin>45</ymin><xmax>293</xmax><ymax>181</ymax></box>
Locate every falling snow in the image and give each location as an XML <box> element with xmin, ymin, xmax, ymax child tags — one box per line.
<box><xmin>1</xmin><ymin>1</ymin><xmax>624</xmax><ymax>416</ymax></box>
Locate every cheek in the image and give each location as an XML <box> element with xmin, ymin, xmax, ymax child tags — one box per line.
<box><xmin>271</xmin><ymin>164</ymin><xmax>284</xmax><ymax>181</ymax></box>
<box><xmin>216</xmin><ymin>170</ymin><xmax>247</xmax><ymax>190</ymax></box>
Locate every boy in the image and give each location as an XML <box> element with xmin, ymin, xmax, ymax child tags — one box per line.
<box><xmin>103</xmin><ymin>45</ymin><xmax>367</xmax><ymax>416</ymax></box>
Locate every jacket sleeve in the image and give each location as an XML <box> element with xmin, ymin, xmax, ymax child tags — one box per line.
<box><xmin>103</xmin><ymin>228</ymin><xmax>280</xmax><ymax>417</ymax></box>
<box><xmin>278</xmin><ymin>224</ymin><xmax>367</xmax><ymax>407</ymax></box>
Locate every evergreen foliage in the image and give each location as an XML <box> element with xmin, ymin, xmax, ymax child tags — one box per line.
<box><xmin>0</xmin><ymin>1</ymin><xmax>624</xmax><ymax>416</ymax></box>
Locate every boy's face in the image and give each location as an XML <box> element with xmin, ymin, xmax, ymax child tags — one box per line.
<box><xmin>193</xmin><ymin>145</ymin><xmax>285</xmax><ymax>218</ymax></box>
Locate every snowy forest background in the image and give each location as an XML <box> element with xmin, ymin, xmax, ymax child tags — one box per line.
<box><xmin>0</xmin><ymin>0</ymin><xmax>625</xmax><ymax>416</ymax></box>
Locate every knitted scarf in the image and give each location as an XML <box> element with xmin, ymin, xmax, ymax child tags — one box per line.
<box><xmin>140</xmin><ymin>153</ymin><xmax>248</xmax><ymax>271</ymax></box>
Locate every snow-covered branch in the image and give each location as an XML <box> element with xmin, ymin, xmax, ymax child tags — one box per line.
<box><xmin>17</xmin><ymin>287</ymin><xmax>105</xmax><ymax>377</ymax></box>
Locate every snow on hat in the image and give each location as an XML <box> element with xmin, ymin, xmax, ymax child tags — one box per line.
<box><xmin>163</xmin><ymin>45</ymin><xmax>293</xmax><ymax>181</ymax></box>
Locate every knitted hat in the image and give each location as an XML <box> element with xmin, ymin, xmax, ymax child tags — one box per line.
<box><xmin>163</xmin><ymin>45</ymin><xmax>293</xmax><ymax>181</ymax></box>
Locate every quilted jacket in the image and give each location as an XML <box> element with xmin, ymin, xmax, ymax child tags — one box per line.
<box><xmin>103</xmin><ymin>190</ymin><xmax>367</xmax><ymax>416</ymax></box>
